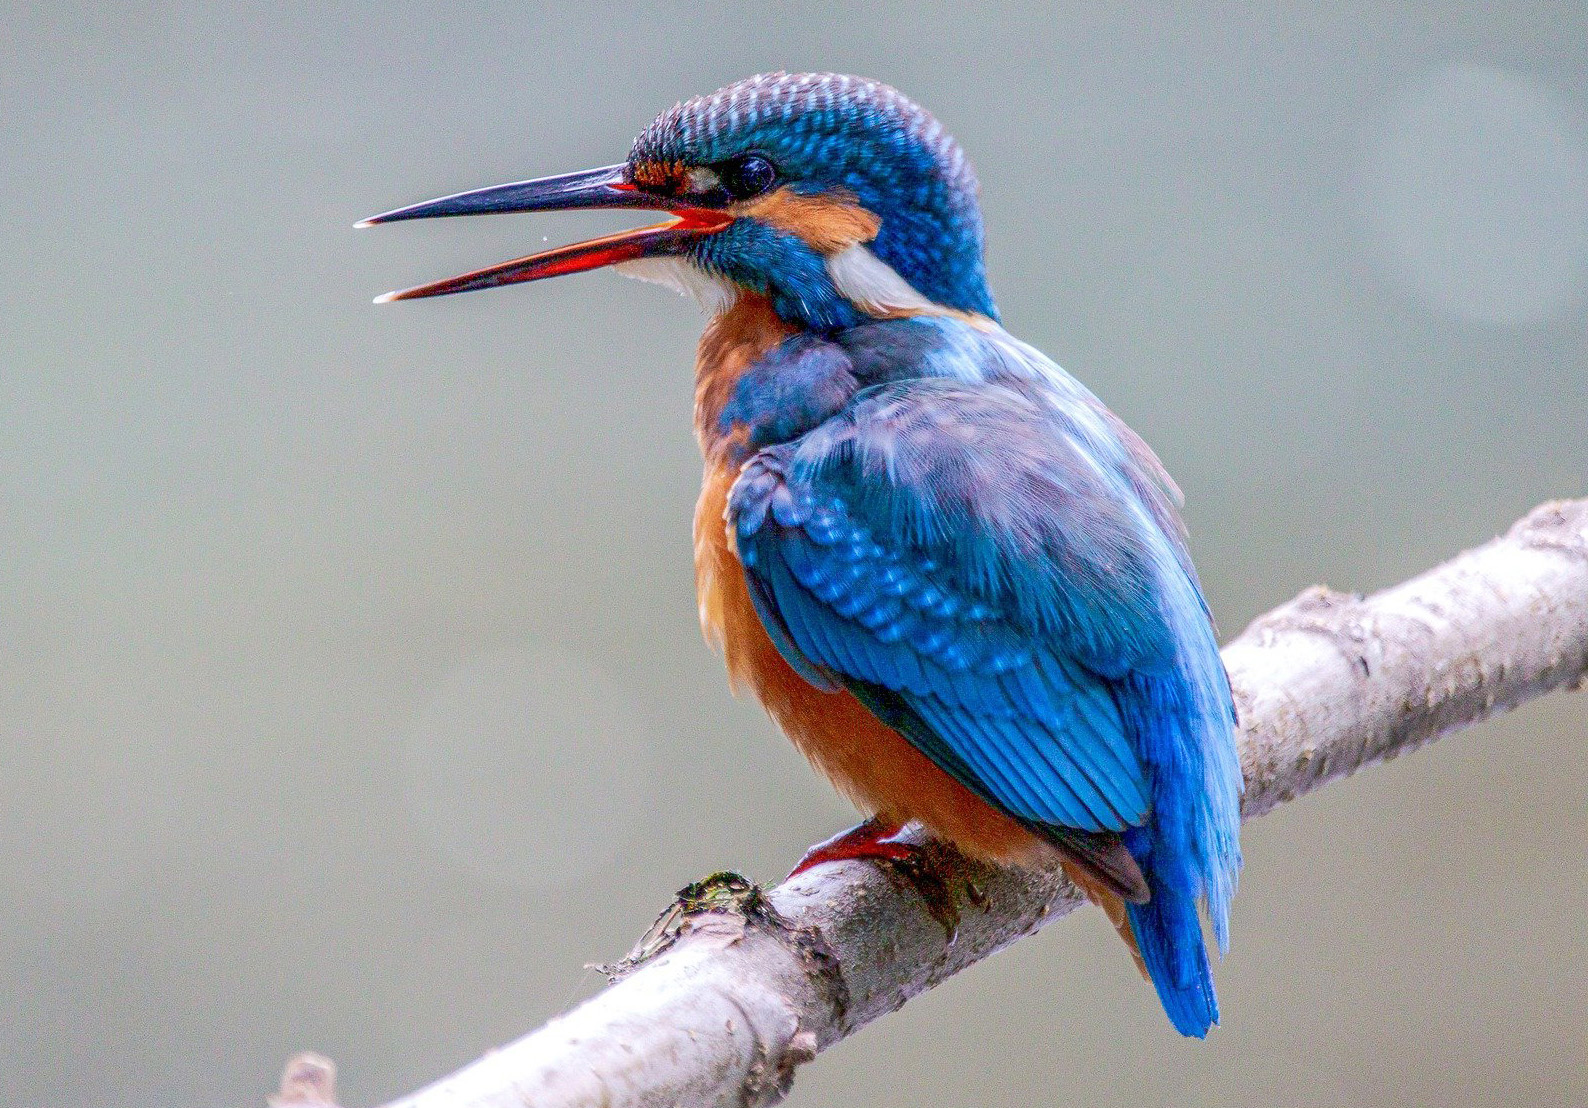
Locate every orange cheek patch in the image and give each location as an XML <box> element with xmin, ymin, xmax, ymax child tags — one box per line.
<box><xmin>738</xmin><ymin>187</ymin><xmax>882</xmax><ymax>253</ymax></box>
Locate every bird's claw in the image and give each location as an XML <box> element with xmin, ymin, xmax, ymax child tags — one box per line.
<box><xmin>786</xmin><ymin>818</ymin><xmax>919</xmax><ymax>879</ymax></box>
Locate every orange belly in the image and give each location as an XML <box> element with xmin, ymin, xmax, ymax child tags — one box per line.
<box><xmin>694</xmin><ymin>459</ymin><xmax>1055</xmax><ymax>868</ymax></box>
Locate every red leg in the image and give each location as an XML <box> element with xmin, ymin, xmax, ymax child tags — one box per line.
<box><xmin>787</xmin><ymin>817</ymin><xmax>920</xmax><ymax>879</ymax></box>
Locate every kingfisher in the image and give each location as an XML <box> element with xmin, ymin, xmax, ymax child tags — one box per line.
<box><xmin>361</xmin><ymin>72</ymin><xmax>1242</xmax><ymax>1037</ymax></box>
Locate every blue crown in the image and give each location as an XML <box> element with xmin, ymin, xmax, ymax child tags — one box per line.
<box><xmin>631</xmin><ymin>73</ymin><xmax>997</xmax><ymax>321</ymax></box>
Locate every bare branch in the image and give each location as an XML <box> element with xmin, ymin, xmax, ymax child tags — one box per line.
<box><xmin>361</xmin><ymin>498</ymin><xmax>1587</xmax><ymax>1108</ymax></box>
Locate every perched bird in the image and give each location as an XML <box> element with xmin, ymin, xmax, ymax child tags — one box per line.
<box><xmin>361</xmin><ymin>72</ymin><xmax>1242</xmax><ymax>1037</ymax></box>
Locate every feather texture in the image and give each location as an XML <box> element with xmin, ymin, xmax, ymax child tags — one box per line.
<box><xmin>700</xmin><ymin>300</ymin><xmax>1242</xmax><ymax>1036</ymax></box>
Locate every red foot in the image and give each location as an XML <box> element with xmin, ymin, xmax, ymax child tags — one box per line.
<box><xmin>787</xmin><ymin>818</ymin><xmax>919</xmax><ymax>879</ymax></box>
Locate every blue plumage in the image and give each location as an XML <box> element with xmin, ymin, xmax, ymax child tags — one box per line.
<box><xmin>728</xmin><ymin>321</ymin><xmax>1241</xmax><ymax>1035</ymax></box>
<box><xmin>364</xmin><ymin>70</ymin><xmax>1243</xmax><ymax>1038</ymax></box>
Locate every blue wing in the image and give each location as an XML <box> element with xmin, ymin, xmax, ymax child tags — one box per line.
<box><xmin>726</xmin><ymin>328</ymin><xmax>1244</xmax><ymax>1036</ymax></box>
<box><xmin>729</xmin><ymin>376</ymin><xmax>1194</xmax><ymax>837</ymax></box>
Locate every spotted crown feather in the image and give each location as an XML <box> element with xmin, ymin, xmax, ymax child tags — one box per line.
<box><xmin>630</xmin><ymin>73</ymin><xmax>995</xmax><ymax>319</ymax></box>
<box><xmin>633</xmin><ymin>73</ymin><xmax>974</xmax><ymax>198</ymax></box>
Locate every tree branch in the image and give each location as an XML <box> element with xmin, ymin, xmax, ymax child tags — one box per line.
<box><xmin>360</xmin><ymin>498</ymin><xmax>1587</xmax><ymax>1108</ymax></box>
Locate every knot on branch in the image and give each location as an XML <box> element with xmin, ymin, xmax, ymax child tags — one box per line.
<box><xmin>1238</xmin><ymin>584</ymin><xmax>1378</xmax><ymax>677</ymax></box>
<box><xmin>594</xmin><ymin>872</ymin><xmax>785</xmax><ymax>980</ymax></box>
<box><xmin>1512</xmin><ymin>498</ymin><xmax>1588</xmax><ymax>562</ymax></box>
<box><xmin>583</xmin><ymin>872</ymin><xmax>848</xmax><ymax>1105</ymax></box>
<box><xmin>595</xmin><ymin>871</ymin><xmax>852</xmax><ymax>1035</ymax></box>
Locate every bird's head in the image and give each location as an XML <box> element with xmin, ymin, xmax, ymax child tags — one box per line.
<box><xmin>362</xmin><ymin>73</ymin><xmax>996</xmax><ymax>332</ymax></box>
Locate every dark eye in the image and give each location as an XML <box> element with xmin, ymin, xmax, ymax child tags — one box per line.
<box><xmin>724</xmin><ymin>154</ymin><xmax>777</xmax><ymax>199</ymax></box>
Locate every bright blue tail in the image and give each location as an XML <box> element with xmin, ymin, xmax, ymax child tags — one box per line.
<box><xmin>1115</xmin><ymin>565</ymin><xmax>1243</xmax><ymax>1037</ymax></box>
<box><xmin>1125</xmin><ymin>850</ymin><xmax>1219</xmax><ymax>1037</ymax></box>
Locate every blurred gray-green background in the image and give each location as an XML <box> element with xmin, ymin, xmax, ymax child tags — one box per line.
<box><xmin>4</xmin><ymin>4</ymin><xmax>1586</xmax><ymax>1106</ymax></box>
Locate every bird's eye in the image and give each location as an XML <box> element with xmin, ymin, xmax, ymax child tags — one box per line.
<box><xmin>723</xmin><ymin>154</ymin><xmax>777</xmax><ymax>200</ymax></box>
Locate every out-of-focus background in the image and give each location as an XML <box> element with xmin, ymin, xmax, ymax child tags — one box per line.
<box><xmin>3</xmin><ymin>4</ymin><xmax>1585</xmax><ymax>1106</ymax></box>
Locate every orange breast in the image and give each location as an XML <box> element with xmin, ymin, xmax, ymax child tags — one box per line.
<box><xmin>690</xmin><ymin>297</ymin><xmax>1052</xmax><ymax>867</ymax></box>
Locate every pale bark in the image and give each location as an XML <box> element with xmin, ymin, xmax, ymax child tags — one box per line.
<box><xmin>339</xmin><ymin>498</ymin><xmax>1588</xmax><ymax>1108</ymax></box>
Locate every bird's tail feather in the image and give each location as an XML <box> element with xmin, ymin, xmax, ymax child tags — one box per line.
<box><xmin>1066</xmin><ymin>844</ymin><xmax>1219</xmax><ymax>1036</ymax></box>
<box><xmin>1125</xmin><ymin>870</ymin><xmax>1219</xmax><ymax>1038</ymax></box>
<box><xmin>1114</xmin><ymin>612</ymin><xmax>1240</xmax><ymax>1038</ymax></box>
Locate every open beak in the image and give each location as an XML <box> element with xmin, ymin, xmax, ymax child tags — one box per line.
<box><xmin>357</xmin><ymin>164</ymin><xmax>732</xmax><ymax>302</ymax></box>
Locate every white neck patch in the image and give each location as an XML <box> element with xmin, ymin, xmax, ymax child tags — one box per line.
<box><xmin>613</xmin><ymin>257</ymin><xmax>737</xmax><ymax>315</ymax></box>
<box><xmin>615</xmin><ymin>245</ymin><xmax>952</xmax><ymax>322</ymax></box>
<box><xmin>825</xmin><ymin>244</ymin><xmax>942</xmax><ymax>317</ymax></box>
